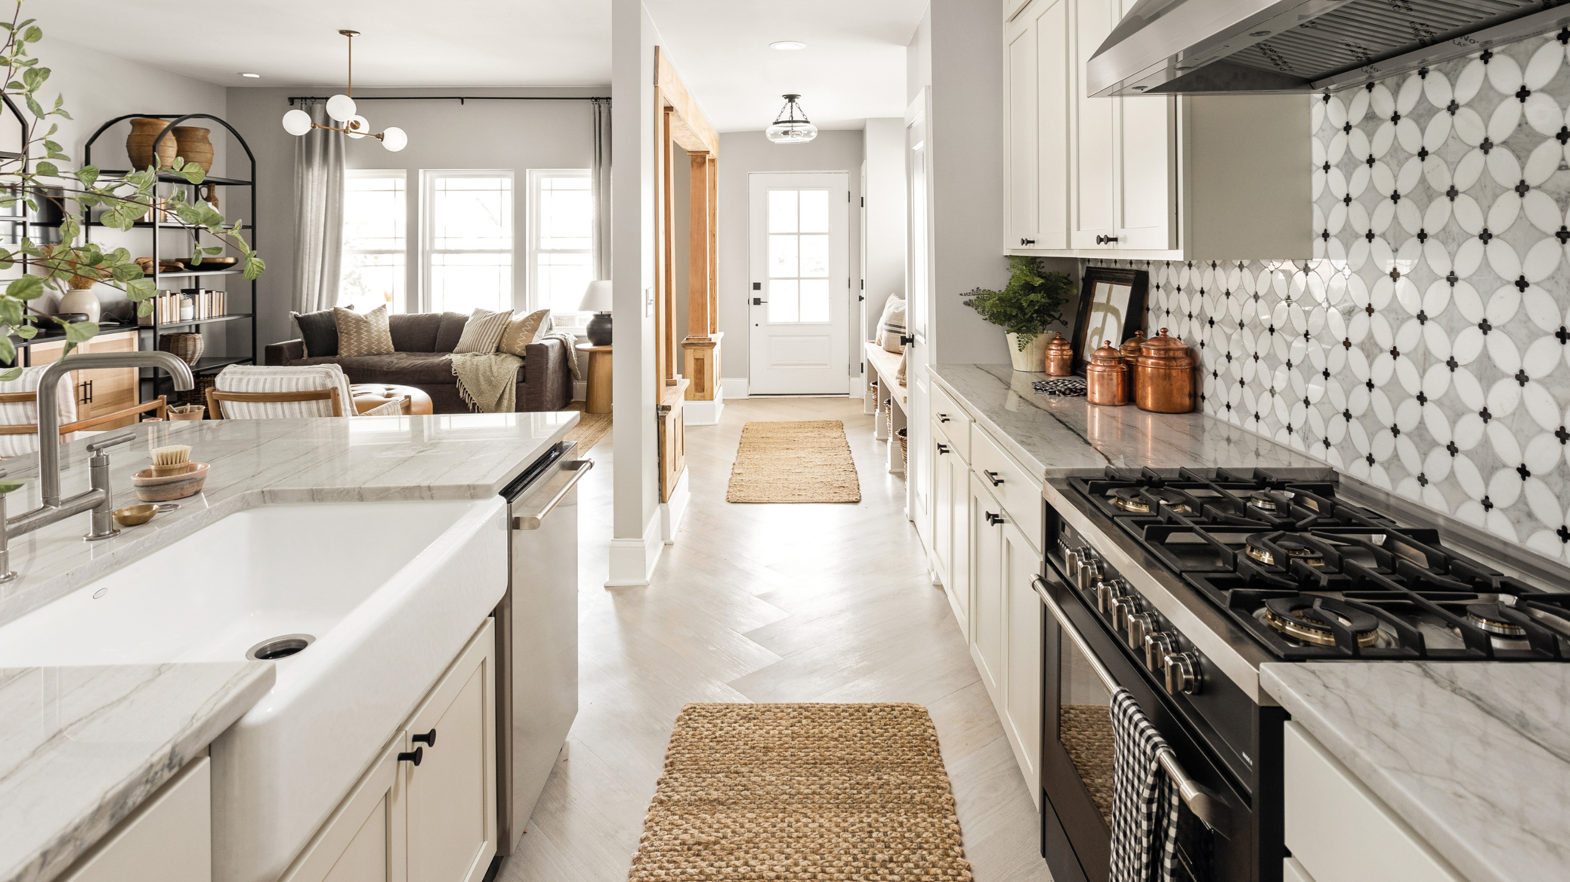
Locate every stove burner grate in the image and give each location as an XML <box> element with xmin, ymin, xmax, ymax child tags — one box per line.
<box><xmin>1262</xmin><ymin>597</ymin><xmax>1381</xmax><ymax>648</ymax></box>
<box><xmin>1244</xmin><ymin>534</ymin><xmax>1326</xmax><ymax>568</ymax></box>
<box><xmin>1111</xmin><ymin>487</ymin><xmax>1190</xmax><ymax>514</ymax></box>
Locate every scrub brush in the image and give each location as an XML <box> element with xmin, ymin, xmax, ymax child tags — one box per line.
<box><xmin>150</xmin><ymin>445</ymin><xmax>193</xmax><ymax>477</ymax></box>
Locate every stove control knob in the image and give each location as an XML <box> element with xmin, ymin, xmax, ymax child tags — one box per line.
<box><xmin>1109</xmin><ymin>594</ymin><xmax>1140</xmax><ymax>631</ymax></box>
<box><xmin>1062</xmin><ymin>544</ymin><xmax>1081</xmax><ymax>578</ymax></box>
<box><xmin>1126</xmin><ymin>612</ymin><xmax>1156</xmax><ymax>649</ymax></box>
<box><xmin>1144</xmin><ymin>632</ymin><xmax>1176</xmax><ymax>673</ymax></box>
<box><xmin>1094</xmin><ymin>578</ymin><xmax>1125</xmax><ymax>613</ymax></box>
<box><xmin>1164</xmin><ymin>652</ymin><xmax>1203</xmax><ymax>696</ymax></box>
<box><xmin>1077</xmin><ymin>555</ymin><xmax>1103</xmax><ymax>591</ymax></box>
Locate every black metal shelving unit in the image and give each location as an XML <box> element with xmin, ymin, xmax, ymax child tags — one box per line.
<box><xmin>82</xmin><ymin>113</ymin><xmax>259</xmax><ymax>404</ymax></box>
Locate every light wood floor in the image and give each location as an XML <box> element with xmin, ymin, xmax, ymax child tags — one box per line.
<box><xmin>499</xmin><ymin>397</ymin><xmax>1054</xmax><ymax>882</ymax></box>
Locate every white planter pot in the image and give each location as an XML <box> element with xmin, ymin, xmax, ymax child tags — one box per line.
<box><xmin>1006</xmin><ymin>332</ymin><xmax>1049</xmax><ymax>372</ymax></box>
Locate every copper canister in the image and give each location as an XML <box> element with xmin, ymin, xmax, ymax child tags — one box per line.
<box><xmin>1085</xmin><ymin>340</ymin><xmax>1130</xmax><ymax>406</ymax></box>
<box><xmin>1135</xmin><ymin>328</ymin><xmax>1197</xmax><ymax>413</ymax></box>
<box><xmin>1044</xmin><ymin>332</ymin><xmax>1074</xmax><ymax>376</ymax></box>
<box><xmin>1120</xmin><ymin>331</ymin><xmax>1146</xmax><ymax>403</ymax></box>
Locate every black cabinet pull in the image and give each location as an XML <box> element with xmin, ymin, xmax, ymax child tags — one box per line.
<box><xmin>984</xmin><ymin>470</ymin><xmax>1005</xmax><ymax>487</ymax></box>
<box><xmin>937</xmin><ymin>413</ymin><xmax>951</xmax><ymax>423</ymax></box>
<box><xmin>398</xmin><ymin>747</ymin><xmax>423</xmax><ymax>766</ymax></box>
<box><xmin>1095</xmin><ymin>235</ymin><xmax>1121</xmax><ymax>245</ymax></box>
<box><xmin>412</xmin><ymin>729</ymin><xmax>436</xmax><ymax>747</ymax></box>
<box><xmin>937</xmin><ymin>443</ymin><xmax>950</xmax><ymax>455</ymax></box>
<box><xmin>1020</xmin><ymin>237</ymin><xmax>1035</xmax><ymax>246</ymax></box>
<box><xmin>985</xmin><ymin>511</ymin><xmax>1004</xmax><ymax>527</ymax></box>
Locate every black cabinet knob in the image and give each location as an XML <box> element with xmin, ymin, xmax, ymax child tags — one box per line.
<box><xmin>412</xmin><ymin>729</ymin><xmax>436</xmax><ymax>747</ymax></box>
<box><xmin>398</xmin><ymin>747</ymin><xmax>423</xmax><ymax>766</ymax></box>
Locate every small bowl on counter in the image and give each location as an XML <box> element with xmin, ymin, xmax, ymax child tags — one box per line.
<box><xmin>111</xmin><ymin>503</ymin><xmax>160</xmax><ymax>527</ymax></box>
<box><xmin>131</xmin><ymin>461</ymin><xmax>210</xmax><ymax>502</ymax></box>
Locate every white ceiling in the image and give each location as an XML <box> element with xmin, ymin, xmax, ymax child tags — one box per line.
<box><xmin>34</xmin><ymin>0</ymin><xmax>922</xmax><ymax>132</ymax></box>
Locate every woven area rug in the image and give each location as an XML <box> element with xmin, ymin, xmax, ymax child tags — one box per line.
<box><xmin>726</xmin><ymin>420</ymin><xmax>861</xmax><ymax>504</ymax></box>
<box><xmin>627</xmin><ymin>703</ymin><xmax>973</xmax><ymax>882</ymax></box>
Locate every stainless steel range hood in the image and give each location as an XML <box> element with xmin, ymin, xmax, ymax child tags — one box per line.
<box><xmin>1087</xmin><ymin>0</ymin><xmax>1570</xmax><ymax>97</ymax></box>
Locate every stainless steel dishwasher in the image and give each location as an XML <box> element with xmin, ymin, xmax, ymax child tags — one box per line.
<box><xmin>493</xmin><ymin>440</ymin><xmax>592</xmax><ymax>854</ymax></box>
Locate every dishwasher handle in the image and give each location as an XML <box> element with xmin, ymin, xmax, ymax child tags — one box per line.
<box><xmin>512</xmin><ymin>459</ymin><xmax>593</xmax><ymax>530</ymax></box>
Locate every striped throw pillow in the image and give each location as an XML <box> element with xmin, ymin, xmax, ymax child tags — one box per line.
<box><xmin>453</xmin><ymin>308</ymin><xmax>514</xmax><ymax>354</ymax></box>
<box><xmin>334</xmin><ymin>304</ymin><xmax>395</xmax><ymax>356</ymax></box>
<box><xmin>498</xmin><ymin>308</ymin><xmax>553</xmax><ymax>357</ymax></box>
<box><xmin>880</xmin><ymin>298</ymin><xmax>907</xmax><ymax>353</ymax></box>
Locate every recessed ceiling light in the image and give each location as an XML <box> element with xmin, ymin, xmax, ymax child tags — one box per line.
<box><xmin>240</xmin><ymin>72</ymin><xmax>262</xmax><ymax>78</ymax></box>
<box><xmin>770</xmin><ymin>41</ymin><xmax>807</xmax><ymax>51</ymax></box>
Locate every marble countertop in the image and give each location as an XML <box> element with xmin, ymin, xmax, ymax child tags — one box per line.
<box><xmin>0</xmin><ymin>662</ymin><xmax>276</xmax><ymax>882</ymax></box>
<box><xmin>0</xmin><ymin>411</ymin><xmax>575</xmax><ymax>629</ymax></box>
<box><xmin>928</xmin><ymin>364</ymin><xmax>1325</xmax><ymax>477</ymax></box>
<box><xmin>1262</xmin><ymin>663</ymin><xmax>1570</xmax><ymax>882</ymax></box>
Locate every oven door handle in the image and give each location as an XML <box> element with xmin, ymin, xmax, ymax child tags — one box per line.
<box><xmin>1033</xmin><ymin>575</ymin><xmax>1231</xmax><ymax>833</ymax></box>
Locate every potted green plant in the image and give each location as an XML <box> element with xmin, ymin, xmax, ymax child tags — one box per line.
<box><xmin>961</xmin><ymin>256</ymin><xmax>1073</xmax><ymax>371</ymax></box>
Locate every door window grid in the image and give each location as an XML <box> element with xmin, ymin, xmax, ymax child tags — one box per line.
<box><xmin>422</xmin><ymin>171</ymin><xmax>514</xmax><ymax>315</ymax></box>
<box><xmin>526</xmin><ymin>169</ymin><xmax>593</xmax><ymax>324</ymax></box>
<box><xmin>340</xmin><ymin>170</ymin><xmax>407</xmax><ymax>313</ymax></box>
<box><xmin>767</xmin><ymin>189</ymin><xmax>831</xmax><ymax>324</ymax></box>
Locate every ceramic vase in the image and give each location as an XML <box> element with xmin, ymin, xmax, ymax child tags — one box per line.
<box><xmin>172</xmin><ymin>126</ymin><xmax>214</xmax><ymax>172</ymax></box>
<box><xmin>126</xmin><ymin>118</ymin><xmax>177</xmax><ymax>171</ymax></box>
<box><xmin>57</xmin><ymin>287</ymin><xmax>100</xmax><ymax>322</ymax></box>
<box><xmin>1006</xmin><ymin>331</ymin><xmax>1051</xmax><ymax>372</ymax></box>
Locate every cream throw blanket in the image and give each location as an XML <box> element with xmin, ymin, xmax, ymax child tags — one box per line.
<box><xmin>450</xmin><ymin>330</ymin><xmax>581</xmax><ymax>413</ymax></box>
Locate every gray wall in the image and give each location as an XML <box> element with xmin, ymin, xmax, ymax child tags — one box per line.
<box><xmin>716</xmin><ymin>130</ymin><xmax>864</xmax><ymax>388</ymax></box>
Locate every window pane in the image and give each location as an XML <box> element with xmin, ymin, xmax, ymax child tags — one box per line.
<box><xmin>432</xmin><ymin>176</ymin><xmax>512</xmax><ymax>251</ymax></box>
<box><xmin>769</xmin><ymin>279</ymin><xmax>798</xmax><ymax>323</ymax></box>
<box><xmin>768</xmin><ymin>190</ymin><xmax>797</xmax><ymax>233</ymax></box>
<box><xmin>344</xmin><ymin>176</ymin><xmax>405</xmax><ymax>251</ymax></box>
<box><xmin>799</xmin><ymin>279</ymin><xmax>830</xmax><ymax>323</ymax></box>
<box><xmin>539</xmin><ymin>176</ymin><xmax>592</xmax><ymax>251</ymax></box>
<box><xmin>769</xmin><ymin>235</ymin><xmax>799</xmax><ymax>278</ymax></box>
<box><xmin>431</xmin><ymin>253</ymin><xmax>511</xmax><ymax>314</ymax></box>
<box><xmin>537</xmin><ymin>252</ymin><xmax>594</xmax><ymax>315</ymax></box>
<box><xmin>798</xmin><ymin>189</ymin><xmax>829</xmax><ymax>233</ymax></box>
<box><xmin>799</xmin><ymin>234</ymin><xmax>829</xmax><ymax>278</ymax></box>
<box><xmin>340</xmin><ymin>252</ymin><xmax>404</xmax><ymax>313</ymax></box>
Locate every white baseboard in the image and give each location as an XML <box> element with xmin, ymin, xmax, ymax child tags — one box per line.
<box><xmin>660</xmin><ymin>469</ymin><xmax>690</xmax><ymax>544</ymax></box>
<box><xmin>722</xmin><ymin>378</ymin><xmax>749</xmax><ymax>399</ymax></box>
<box><xmin>684</xmin><ymin>394</ymin><xmax>724</xmax><ymax>426</ymax></box>
<box><xmin>606</xmin><ymin>512</ymin><xmax>664</xmax><ymax>587</ymax></box>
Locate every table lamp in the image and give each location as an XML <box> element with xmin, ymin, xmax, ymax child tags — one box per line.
<box><xmin>580</xmin><ymin>280</ymin><xmax>614</xmax><ymax>345</ymax></box>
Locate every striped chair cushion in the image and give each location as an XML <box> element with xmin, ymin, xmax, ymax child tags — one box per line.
<box><xmin>359</xmin><ymin>397</ymin><xmax>405</xmax><ymax>417</ymax></box>
<box><xmin>214</xmin><ymin>364</ymin><xmax>355</xmax><ymax>419</ymax></box>
<box><xmin>0</xmin><ymin>365</ymin><xmax>78</xmax><ymax>457</ymax></box>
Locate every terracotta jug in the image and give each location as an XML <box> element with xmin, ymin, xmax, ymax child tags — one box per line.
<box><xmin>1043</xmin><ymin>332</ymin><xmax>1074</xmax><ymax>376</ymax></box>
<box><xmin>1135</xmin><ymin>328</ymin><xmax>1197</xmax><ymax>413</ymax></box>
<box><xmin>126</xmin><ymin>118</ymin><xmax>177</xmax><ymax>170</ymax></box>
<box><xmin>172</xmin><ymin>126</ymin><xmax>214</xmax><ymax>172</ymax></box>
<box><xmin>1085</xmin><ymin>340</ymin><xmax>1130</xmax><ymax>406</ymax></box>
<box><xmin>1120</xmin><ymin>331</ymin><xmax>1146</xmax><ymax>403</ymax></box>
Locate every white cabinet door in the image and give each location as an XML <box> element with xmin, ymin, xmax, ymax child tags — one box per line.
<box><xmin>932</xmin><ymin>427</ymin><xmax>955</xmax><ymax>591</ymax></box>
<box><xmin>405</xmin><ymin>620</ymin><xmax>498</xmax><ymax>882</ymax></box>
<box><xmin>946</xmin><ymin>443</ymin><xmax>971</xmax><ymax>636</ymax></box>
<box><xmin>970</xmin><ymin>474</ymin><xmax>1006</xmax><ymax>701</ymax></box>
<box><xmin>61</xmin><ymin>757</ymin><xmax>211</xmax><ymax>882</ymax></box>
<box><xmin>1034</xmin><ymin>0</ymin><xmax>1071</xmax><ymax>250</ymax></box>
<box><xmin>1002</xmin><ymin>519</ymin><xmax>1043</xmax><ymax>807</ymax></box>
<box><xmin>1070</xmin><ymin>0</ymin><xmax>1117</xmax><ymax>249</ymax></box>
<box><xmin>1005</xmin><ymin>7</ymin><xmax>1039</xmax><ymax>251</ymax></box>
<box><xmin>1004</xmin><ymin>0</ymin><xmax>1033</xmax><ymax>22</ymax></box>
<box><xmin>281</xmin><ymin>742</ymin><xmax>407</xmax><ymax>882</ymax></box>
<box><xmin>1113</xmin><ymin>0</ymin><xmax>1175</xmax><ymax>250</ymax></box>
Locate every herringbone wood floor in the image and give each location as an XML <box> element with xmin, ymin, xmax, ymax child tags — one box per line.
<box><xmin>498</xmin><ymin>398</ymin><xmax>1054</xmax><ymax>882</ymax></box>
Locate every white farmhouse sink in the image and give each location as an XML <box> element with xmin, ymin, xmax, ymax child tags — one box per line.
<box><xmin>0</xmin><ymin>497</ymin><xmax>509</xmax><ymax>882</ymax></box>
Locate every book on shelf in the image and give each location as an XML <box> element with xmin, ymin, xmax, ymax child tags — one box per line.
<box><xmin>139</xmin><ymin>289</ymin><xmax>228</xmax><ymax>326</ymax></box>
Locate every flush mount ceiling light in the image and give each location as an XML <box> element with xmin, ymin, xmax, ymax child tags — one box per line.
<box><xmin>765</xmin><ymin>94</ymin><xmax>817</xmax><ymax>144</ymax></box>
<box><xmin>280</xmin><ymin>30</ymin><xmax>407</xmax><ymax>152</ymax></box>
<box><xmin>770</xmin><ymin>40</ymin><xmax>807</xmax><ymax>50</ymax></box>
<box><xmin>240</xmin><ymin>72</ymin><xmax>261</xmax><ymax>78</ymax></box>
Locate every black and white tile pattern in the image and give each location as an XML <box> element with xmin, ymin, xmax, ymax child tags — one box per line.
<box><xmin>1089</xmin><ymin>30</ymin><xmax>1570</xmax><ymax>565</ymax></box>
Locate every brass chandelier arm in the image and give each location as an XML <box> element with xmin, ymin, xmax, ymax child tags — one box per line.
<box><xmin>309</xmin><ymin>122</ymin><xmax>387</xmax><ymax>141</ymax></box>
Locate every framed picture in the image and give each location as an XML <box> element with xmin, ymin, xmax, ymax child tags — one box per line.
<box><xmin>1070</xmin><ymin>266</ymin><xmax>1148</xmax><ymax>374</ymax></box>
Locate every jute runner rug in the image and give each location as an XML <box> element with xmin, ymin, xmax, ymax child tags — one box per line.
<box><xmin>627</xmin><ymin>703</ymin><xmax>974</xmax><ymax>881</ymax></box>
<box><xmin>726</xmin><ymin>420</ymin><xmax>862</xmax><ymax>503</ymax></box>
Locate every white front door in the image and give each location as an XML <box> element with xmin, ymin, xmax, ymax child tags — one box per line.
<box><xmin>748</xmin><ymin>172</ymin><xmax>850</xmax><ymax>395</ymax></box>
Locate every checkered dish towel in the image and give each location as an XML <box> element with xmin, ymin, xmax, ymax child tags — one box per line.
<box><xmin>1109</xmin><ymin>689</ymin><xmax>1180</xmax><ymax>882</ymax></box>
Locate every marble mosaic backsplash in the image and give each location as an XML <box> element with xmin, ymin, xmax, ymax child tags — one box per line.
<box><xmin>1088</xmin><ymin>29</ymin><xmax>1570</xmax><ymax>566</ymax></box>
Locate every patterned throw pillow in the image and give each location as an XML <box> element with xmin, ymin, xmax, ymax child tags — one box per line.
<box><xmin>453</xmin><ymin>307</ymin><xmax>515</xmax><ymax>354</ymax></box>
<box><xmin>498</xmin><ymin>308</ymin><xmax>553</xmax><ymax>357</ymax></box>
<box><xmin>880</xmin><ymin>298</ymin><xmax>907</xmax><ymax>354</ymax></box>
<box><xmin>334</xmin><ymin>304</ymin><xmax>395</xmax><ymax>356</ymax></box>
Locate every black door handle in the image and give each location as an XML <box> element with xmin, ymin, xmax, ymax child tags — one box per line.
<box><xmin>900</xmin><ymin>335</ymin><xmax>914</xmax><ymax>347</ymax></box>
<box><xmin>753</xmin><ymin>297</ymin><xmax>767</xmax><ymax>305</ymax></box>
<box><xmin>398</xmin><ymin>747</ymin><xmax>423</xmax><ymax>766</ymax></box>
<box><xmin>412</xmin><ymin>729</ymin><xmax>436</xmax><ymax>747</ymax></box>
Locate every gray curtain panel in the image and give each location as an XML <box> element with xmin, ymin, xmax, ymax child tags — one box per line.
<box><xmin>291</xmin><ymin>102</ymin><xmax>346</xmax><ymax>314</ymax></box>
<box><xmin>591</xmin><ymin>97</ymin><xmax>612</xmax><ymax>280</ymax></box>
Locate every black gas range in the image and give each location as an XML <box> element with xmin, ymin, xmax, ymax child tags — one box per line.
<box><xmin>1035</xmin><ymin>466</ymin><xmax>1570</xmax><ymax>882</ymax></box>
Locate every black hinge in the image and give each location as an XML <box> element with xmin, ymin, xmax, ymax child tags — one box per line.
<box><xmin>847</xmin><ymin>191</ymin><xmax>851</xmax><ymax>202</ymax></box>
<box><xmin>860</xmin><ymin>363</ymin><xmax>865</xmax><ymax>374</ymax></box>
<box><xmin>861</xmin><ymin>196</ymin><xmax>865</xmax><ymax>207</ymax></box>
<box><xmin>860</xmin><ymin>279</ymin><xmax>864</xmax><ymax>289</ymax></box>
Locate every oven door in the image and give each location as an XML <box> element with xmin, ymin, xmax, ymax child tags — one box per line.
<box><xmin>1036</xmin><ymin>568</ymin><xmax>1254</xmax><ymax>882</ymax></box>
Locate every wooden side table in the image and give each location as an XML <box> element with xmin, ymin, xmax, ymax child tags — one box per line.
<box><xmin>576</xmin><ymin>343</ymin><xmax>613</xmax><ymax>414</ymax></box>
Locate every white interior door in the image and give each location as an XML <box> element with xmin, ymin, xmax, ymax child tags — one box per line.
<box><xmin>748</xmin><ymin>173</ymin><xmax>850</xmax><ymax>395</ymax></box>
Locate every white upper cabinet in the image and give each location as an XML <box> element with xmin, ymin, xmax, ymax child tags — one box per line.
<box><xmin>1004</xmin><ymin>0</ymin><xmax>1034</xmax><ymax>22</ymax></box>
<box><xmin>1006</xmin><ymin>0</ymin><xmax>1310</xmax><ymax>259</ymax></box>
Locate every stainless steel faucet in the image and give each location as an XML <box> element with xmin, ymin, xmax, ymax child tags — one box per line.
<box><xmin>0</xmin><ymin>351</ymin><xmax>196</xmax><ymax>582</ymax></box>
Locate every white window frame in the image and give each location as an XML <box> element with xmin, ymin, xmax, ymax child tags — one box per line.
<box><xmin>341</xmin><ymin>168</ymin><xmax>409</xmax><ymax>313</ymax></box>
<box><xmin>525</xmin><ymin>168</ymin><xmax>593</xmax><ymax>329</ymax></box>
<box><xmin>419</xmin><ymin>169</ymin><xmax>516</xmax><ymax>315</ymax></box>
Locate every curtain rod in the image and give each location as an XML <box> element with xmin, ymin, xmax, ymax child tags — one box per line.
<box><xmin>287</xmin><ymin>95</ymin><xmax>609</xmax><ymax>105</ymax></box>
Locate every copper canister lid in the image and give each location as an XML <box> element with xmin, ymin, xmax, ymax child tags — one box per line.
<box><xmin>1139</xmin><ymin>328</ymin><xmax>1191</xmax><ymax>364</ymax></box>
<box><xmin>1089</xmin><ymin>340</ymin><xmax>1124</xmax><ymax>365</ymax></box>
<box><xmin>1044</xmin><ymin>332</ymin><xmax>1073</xmax><ymax>354</ymax></box>
<box><xmin>1120</xmin><ymin>331</ymin><xmax>1145</xmax><ymax>360</ymax></box>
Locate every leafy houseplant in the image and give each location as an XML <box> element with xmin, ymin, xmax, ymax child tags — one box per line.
<box><xmin>961</xmin><ymin>256</ymin><xmax>1073</xmax><ymax>370</ymax></box>
<box><xmin>0</xmin><ymin>0</ymin><xmax>263</xmax><ymax>381</ymax></box>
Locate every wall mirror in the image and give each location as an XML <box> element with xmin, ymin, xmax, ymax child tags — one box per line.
<box><xmin>1071</xmin><ymin>266</ymin><xmax>1148</xmax><ymax>374</ymax></box>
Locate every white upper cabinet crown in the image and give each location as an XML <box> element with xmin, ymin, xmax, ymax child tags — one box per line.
<box><xmin>1004</xmin><ymin>0</ymin><xmax>1311</xmax><ymax>259</ymax></box>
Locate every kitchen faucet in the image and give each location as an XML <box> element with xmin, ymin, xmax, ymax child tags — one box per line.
<box><xmin>0</xmin><ymin>351</ymin><xmax>196</xmax><ymax>582</ymax></box>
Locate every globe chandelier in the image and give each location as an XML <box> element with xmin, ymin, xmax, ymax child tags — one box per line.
<box><xmin>281</xmin><ymin>30</ymin><xmax>408</xmax><ymax>152</ymax></box>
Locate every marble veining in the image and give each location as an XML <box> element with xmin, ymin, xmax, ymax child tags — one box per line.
<box><xmin>0</xmin><ymin>663</ymin><xmax>275</xmax><ymax>882</ymax></box>
<box><xmin>0</xmin><ymin>411</ymin><xmax>575</xmax><ymax>629</ymax></box>
<box><xmin>929</xmin><ymin>363</ymin><xmax>1329</xmax><ymax>477</ymax></box>
<box><xmin>1262</xmin><ymin>662</ymin><xmax>1570</xmax><ymax>882</ymax></box>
